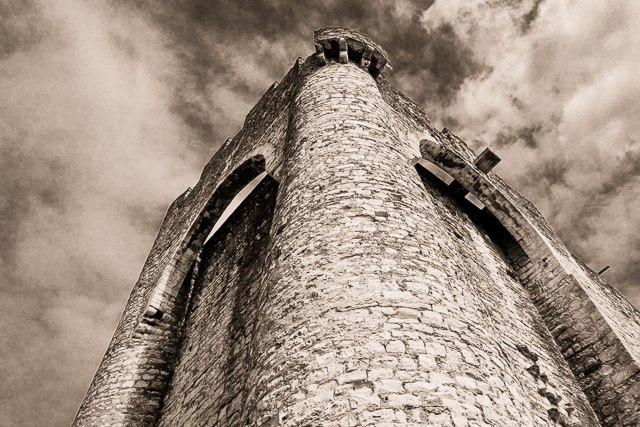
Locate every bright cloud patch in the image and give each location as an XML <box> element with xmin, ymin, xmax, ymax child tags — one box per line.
<box><xmin>420</xmin><ymin>0</ymin><xmax>640</xmax><ymax>305</ymax></box>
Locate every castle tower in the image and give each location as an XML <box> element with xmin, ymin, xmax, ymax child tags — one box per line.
<box><xmin>74</xmin><ymin>28</ymin><xmax>640</xmax><ymax>427</ymax></box>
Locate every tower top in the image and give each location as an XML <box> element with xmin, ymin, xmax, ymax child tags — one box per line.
<box><xmin>313</xmin><ymin>26</ymin><xmax>393</xmax><ymax>80</ymax></box>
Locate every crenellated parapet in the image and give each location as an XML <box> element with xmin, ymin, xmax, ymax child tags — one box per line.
<box><xmin>313</xmin><ymin>26</ymin><xmax>393</xmax><ymax>80</ymax></box>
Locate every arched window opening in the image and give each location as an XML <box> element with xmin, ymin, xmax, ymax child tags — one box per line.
<box><xmin>414</xmin><ymin>159</ymin><xmax>520</xmax><ymax>268</ymax></box>
<box><xmin>141</xmin><ymin>156</ymin><xmax>272</xmax><ymax>322</ymax></box>
<box><xmin>155</xmin><ymin>170</ymin><xmax>279</xmax><ymax>426</ymax></box>
<box><xmin>204</xmin><ymin>171</ymin><xmax>268</xmax><ymax>244</ymax></box>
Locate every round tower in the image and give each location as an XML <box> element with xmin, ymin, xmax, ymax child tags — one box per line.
<box><xmin>240</xmin><ymin>27</ymin><xmax>597</xmax><ymax>426</ymax></box>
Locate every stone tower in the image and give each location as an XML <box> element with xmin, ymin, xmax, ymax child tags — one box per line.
<box><xmin>74</xmin><ymin>27</ymin><xmax>640</xmax><ymax>427</ymax></box>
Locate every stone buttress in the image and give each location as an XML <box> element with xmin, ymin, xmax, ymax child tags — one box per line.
<box><xmin>74</xmin><ymin>27</ymin><xmax>640</xmax><ymax>427</ymax></box>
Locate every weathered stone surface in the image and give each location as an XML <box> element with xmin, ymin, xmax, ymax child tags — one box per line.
<box><xmin>73</xmin><ymin>27</ymin><xmax>640</xmax><ymax>427</ymax></box>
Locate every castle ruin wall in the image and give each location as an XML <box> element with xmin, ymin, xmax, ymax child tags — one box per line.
<box><xmin>73</xmin><ymin>27</ymin><xmax>640</xmax><ymax>427</ymax></box>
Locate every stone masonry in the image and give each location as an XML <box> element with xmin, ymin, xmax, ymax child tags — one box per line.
<box><xmin>74</xmin><ymin>27</ymin><xmax>640</xmax><ymax>426</ymax></box>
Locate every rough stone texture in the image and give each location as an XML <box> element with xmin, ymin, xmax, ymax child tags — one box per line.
<box><xmin>157</xmin><ymin>177</ymin><xmax>278</xmax><ymax>426</ymax></box>
<box><xmin>419</xmin><ymin>131</ymin><xmax>640</xmax><ymax>426</ymax></box>
<box><xmin>74</xmin><ymin>28</ymin><xmax>639</xmax><ymax>426</ymax></box>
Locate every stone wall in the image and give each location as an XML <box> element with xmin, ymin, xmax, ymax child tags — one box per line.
<box><xmin>156</xmin><ymin>177</ymin><xmax>278</xmax><ymax>426</ymax></box>
<box><xmin>74</xmin><ymin>27</ymin><xmax>640</xmax><ymax>426</ymax></box>
<box><xmin>418</xmin><ymin>128</ymin><xmax>640</xmax><ymax>425</ymax></box>
<box><xmin>231</xmin><ymin>60</ymin><xmax>597</xmax><ymax>426</ymax></box>
<box><xmin>72</xmin><ymin>57</ymin><xmax>302</xmax><ymax>426</ymax></box>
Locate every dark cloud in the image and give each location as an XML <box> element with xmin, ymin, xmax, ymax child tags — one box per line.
<box><xmin>599</xmin><ymin>143</ymin><xmax>640</xmax><ymax>197</ymax></box>
<box><xmin>109</xmin><ymin>0</ymin><xmax>484</xmax><ymax>146</ymax></box>
<box><xmin>2</xmin><ymin>1</ymin><xmax>639</xmax><ymax>425</ymax></box>
<box><xmin>0</xmin><ymin>1</ymin><xmax>48</xmax><ymax>58</ymax></box>
<box><xmin>392</xmin><ymin>21</ymin><xmax>489</xmax><ymax>108</ymax></box>
<box><xmin>521</xmin><ymin>0</ymin><xmax>544</xmax><ymax>33</ymax></box>
<box><xmin>494</xmin><ymin>124</ymin><xmax>543</xmax><ymax>148</ymax></box>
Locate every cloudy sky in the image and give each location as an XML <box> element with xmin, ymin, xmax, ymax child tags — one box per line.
<box><xmin>1</xmin><ymin>0</ymin><xmax>639</xmax><ymax>425</ymax></box>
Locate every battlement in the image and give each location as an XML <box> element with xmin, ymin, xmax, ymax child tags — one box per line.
<box><xmin>314</xmin><ymin>26</ymin><xmax>393</xmax><ymax>80</ymax></box>
<box><xmin>74</xmin><ymin>27</ymin><xmax>640</xmax><ymax>427</ymax></box>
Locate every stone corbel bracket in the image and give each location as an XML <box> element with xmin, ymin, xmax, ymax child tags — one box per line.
<box><xmin>313</xmin><ymin>26</ymin><xmax>393</xmax><ymax>81</ymax></box>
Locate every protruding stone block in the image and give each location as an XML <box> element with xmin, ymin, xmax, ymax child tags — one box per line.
<box><xmin>144</xmin><ymin>306</ymin><xmax>159</xmax><ymax>318</ymax></box>
<box><xmin>338</xmin><ymin>37</ymin><xmax>348</xmax><ymax>63</ymax></box>
<box><xmin>376</xmin><ymin>62</ymin><xmax>393</xmax><ymax>81</ymax></box>
<box><xmin>361</xmin><ymin>46</ymin><xmax>373</xmax><ymax>69</ymax></box>
<box><xmin>474</xmin><ymin>148</ymin><xmax>501</xmax><ymax>173</ymax></box>
<box><xmin>314</xmin><ymin>42</ymin><xmax>326</xmax><ymax>65</ymax></box>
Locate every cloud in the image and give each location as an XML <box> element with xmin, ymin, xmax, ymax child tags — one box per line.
<box><xmin>0</xmin><ymin>0</ymin><xmax>199</xmax><ymax>424</ymax></box>
<box><xmin>419</xmin><ymin>0</ymin><xmax>640</xmax><ymax>303</ymax></box>
<box><xmin>2</xmin><ymin>0</ymin><xmax>639</xmax><ymax>425</ymax></box>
